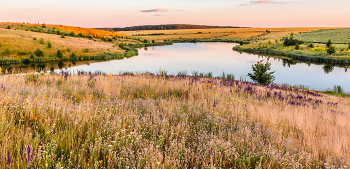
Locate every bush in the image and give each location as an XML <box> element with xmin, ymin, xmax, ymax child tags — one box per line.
<box><xmin>39</xmin><ymin>38</ymin><xmax>44</xmax><ymax>44</ymax></box>
<box><xmin>327</xmin><ymin>45</ymin><xmax>336</xmax><ymax>54</ymax></box>
<box><xmin>61</xmin><ymin>34</ymin><xmax>65</xmax><ymax>38</ymax></box>
<box><xmin>152</xmin><ymin>40</ymin><xmax>155</xmax><ymax>43</ymax></box>
<box><xmin>2</xmin><ymin>48</ymin><xmax>11</xmax><ymax>56</ymax></box>
<box><xmin>22</xmin><ymin>58</ymin><xmax>30</xmax><ymax>64</ymax></box>
<box><xmin>70</xmin><ymin>52</ymin><xmax>76</xmax><ymax>60</ymax></box>
<box><xmin>326</xmin><ymin>39</ymin><xmax>332</xmax><ymax>48</ymax></box>
<box><xmin>34</xmin><ymin>48</ymin><xmax>44</xmax><ymax>57</ymax></box>
<box><xmin>57</xmin><ymin>30</ymin><xmax>61</xmax><ymax>35</ymax></box>
<box><xmin>348</xmin><ymin>43</ymin><xmax>350</xmax><ymax>50</ymax></box>
<box><xmin>283</xmin><ymin>36</ymin><xmax>302</xmax><ymax>46</ymax></box>
<box><xmin>42</xmin><ymin>23</ymin><xmax>46</xmax><ymax>28</ymax></box>
<box><xmin>33</xmin><ymin>37</ymin><xmax>37</xmax><ymax>40</ymax></box>
<box><xmin>295</xmin><ymin>43</ymin><xmax>300</xmax><ymax>50</ymax></box>
<box><xmin>6</xmin><ymin>25</ymin><xmax>11</xmax><ymax>29</ymax></box>
<box><xmin>29</xmin><ymin>53</ymin><xmax>35</xmax><ymax>59</ymax></box>
<box><xmin>57</xmin><ymin>50</ymin><xmax>63</xmax><ymax>59</ymax></box>
<box><xmin>308</xmin><ymin>43</ymin><xmax>314</xmax><ymax>48</ymax></box>
<box><xmin>143</xmin><ymin>39</ymin><xmax>148</xmax><ymax>43</ymax></box>
<box><xmin>47</xmin><ymin>41</ymin><xmax>52</xmax><ymax>48</ymax></box>
<box><xmin>78</xmin><ymin>33</ymin><xmax>83</xmax><ymax>37</ymax></box>
<box><xmin>69</xmin><ymin>31</ymin><xmax>76</xmax><ymax>37</ymax></box>
<box><xmin>247</xmin><ymin>60</ymin><xmax>275</xmax><ymax>85</ymax></box>
<box><xmin>83</xmin><ymin>49</ymin><xmax>89</xmax><ymax>53</ymax></box>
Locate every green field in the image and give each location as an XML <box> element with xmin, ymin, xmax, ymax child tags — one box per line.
<box><xmin>293</xmin><ymin>28</ymin><xmax>350</xmax><ymax>44</ymax></box>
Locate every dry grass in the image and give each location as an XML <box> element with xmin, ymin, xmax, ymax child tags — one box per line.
<box><xmin>0</xmin><ymin>72</ymin><xmax>349</xmax><ymax>168</ymax></box>
<box><xmin>0</xmin><ymin>28</ymin><xmax>121</xmax><ymax>59</ymax></box>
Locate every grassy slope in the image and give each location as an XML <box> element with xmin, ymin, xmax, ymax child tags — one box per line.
<box><xmin>0</xmin><ymin>73</ymin><xmax>349</xmax><ymax>168</ymax></box>
<box><xmin>0</xmin><ymin>28</ymin><xmax>122</xmax><ymax>60</ymax></box>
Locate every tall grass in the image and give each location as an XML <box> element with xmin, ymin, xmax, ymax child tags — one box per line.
<box><xmin>0</xmin><ymin>73</ymin><xmax>349</xmax><ymax>168</ymax></box>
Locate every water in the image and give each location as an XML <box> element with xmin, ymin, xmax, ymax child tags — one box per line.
<box><xmin>63</xmin><ymin>42</ymin><xmax>349</xmax><ymax>92</ymax></box>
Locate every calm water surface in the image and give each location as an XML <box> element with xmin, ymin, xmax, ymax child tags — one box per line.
<box><xmin>65</xmin><ymin>43</ymin><xmax>350</xmax><ymax>92</ymax></box>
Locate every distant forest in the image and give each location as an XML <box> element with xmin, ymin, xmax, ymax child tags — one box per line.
<box><xmin>96</xmin><ymin>24</ymin><xmax>248</xmax><ymax>31</ymax></box>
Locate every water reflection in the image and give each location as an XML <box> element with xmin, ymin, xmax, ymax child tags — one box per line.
<box><xmin>1</xmin><ymin>42</ymin><xmax>349</xmax><ymax>92</ymax></box>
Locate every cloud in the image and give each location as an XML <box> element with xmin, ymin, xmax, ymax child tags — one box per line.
<box><xmin>141</xmin><ymin>8</ymin><xmax>185</xmax><ymax>13</ymax></box>
<box><xmin>237</xmin><ymin>0</ymin><xmax>293</xmax><ymax>6</ymax></box>
<box><xmin>141</xmin><ymin>8</ymin><xmax>168</xmax><ymax>13</ymax></box>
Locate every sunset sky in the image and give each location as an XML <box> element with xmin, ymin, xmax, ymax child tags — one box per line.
<box><xmin>0</xmin><ymin>0</ymin><xmax>349</xmax><ymax>28</ymax></box>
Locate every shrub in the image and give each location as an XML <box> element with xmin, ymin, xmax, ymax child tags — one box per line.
<box><xmin>57</xmin><ymin>30</ymin><xmax>61</xmax><ymax>35</ymax></box>
<box><xmin>34</xmin><ymin>48</ymin><xmax>44</xmax><ymax>57</ymax></box>
<box><xmin>239</xmin><ymin>41</ymin><xmax>244</xmax><ymax>45</ymax></box>
<box><xmin>334</xmin><ymin>85</ymin><xmax>344</xmax><ymax>94</ymax></box>
<box><xmin>18</xmin><ymin>51</ymin><xmax>27</xmax><ymax>55</ymax></box>
<box><xmin>61</xmin><ymin>34</ymin><xmax>65</xmax><ymax>38</ymax></box>
<box><xmin>69</xmin><ymin>31</ymin><xmax>76</xmax><ymax>37</ymax></box>
<box><xmin>39</xmin><ymin>38</ymin><xmax>44</xmax><ymax>44</ymax></box>
<box><xmin>70</xmin><ymin>52</ymin><xmax>76</xmax><ymax>60</ymax></box>
<box><xmin>143</xmin><ymin>39</ymin><xmax>148</xmax><ymax>43</ymax></box>
<box><xmin>327</xmin><ymin>45</ymin><xmax>336</xmax><ymax>54</ymax></box>
<box><xmin>311</xmin><ymin>47</ymin><xmax>326</xmax><ymax>52</ymax></box>
<box><xmin>295</xmin><ymin>43</ymin><xmax>300</xmax><ymax>50</ymax></box>
<box><xmin>57</xmin><ymin>50</ymin><xmax>63</xmax><ymax>59</ymax></box>
<box><xmin>78</xmin><ymin>33</ymin><xmax>83</xmax><ymax>37</ymax></box>
<box><xmin>348</xmin><ymin>43</ymin><xmax>350</xmax><ymax>50</ymax></box>
<box><xmin>326</xmin><ymin>39</ymin><xmax>332</xmax><ymax>48</ymax></box>
<box><xmin>47</xmin><ymin>41</ymin><xmax>52</xmax><ymax>48</ymax></box>
<box><xmin>308</xmin><ymin>43</ymin><xmax>314</xmax><ymax>48</ymax></box>
<box><xmin>107</xmin><ymin>38</ymin><xmax>113</xmax><ymax>42</ymax></box>
<box><xmin>29</xmin><ymin>53</ymin><xmax>35</xmax><ymax>59</ymax></box>
<box><xmin>152</xmin><ymin>40</ymin><xmax>155</xmax><ymax>43</ymax></box>
<box><xmin>2</xmin><ymin>48</ymin><xmax>11</xmax><ymax>56</ymax></box>
<box><xmin>247</xmin><ymin>60</ymin><xmax>275</xmax><ymax>85</ymax></box>
<box><xmin>5</xmin><ymin>25</ymin><xmax>11</xmax><ymax>29</ymax></box>
<box><xmin>33</xmin><ymin>37</ymin><xmax>37</xmax><ymax>40</ymax></box>
<box><xmin>83</xmin><ymin>49</ymin><xmax>89</xmax><ymax>53</ymax></box>
<box><xmin>42</xmin><ymin>23</ymin><xmax>46</xmax><ymax>28</ymax></box>
<box><xmin>283</xmin><ymin>36</ymin><xmax>302</xmax><ymax>46</ymax></box>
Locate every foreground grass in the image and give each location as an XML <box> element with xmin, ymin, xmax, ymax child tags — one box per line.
<box><xmin>0</xmin><ymin>72</ymin><xmax>349</xmax><ymax>168</ymax></box>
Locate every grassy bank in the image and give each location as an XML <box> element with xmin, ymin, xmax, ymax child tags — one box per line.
<box><xmin>0</xmin><ymin>73</ymin><xmax>349</xmax><ymax>168</ymax></box>
<box><xmin>233</xmin><ymin>28</ymin><xmax>350</xmax><ymax>66</ymax></box>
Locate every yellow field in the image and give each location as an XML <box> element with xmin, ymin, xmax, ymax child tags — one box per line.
<box><xmin>0</xmin><ymin>28</ymin><xmax>121</xmax><ymax>59</ymax></box>
<box><xmin>121</xmin><ymin>27</ymin><xmax>342</xmax><ymax>41</ymax></box>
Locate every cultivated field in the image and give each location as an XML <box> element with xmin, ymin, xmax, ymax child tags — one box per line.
<box><xmin>0</xmin><ymin>72</ymin><xmax>349</xmax><ymax>168</ymax></box>
<box><xmin>121</xmin><ymin>27</ymin><xmax>339</xmax><ymax>41</ymax></box>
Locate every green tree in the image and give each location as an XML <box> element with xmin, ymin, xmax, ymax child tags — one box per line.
<box><xmin>308</xmin><ymin>43</ymin><xmax>314</xmax><ymax>48</ymax></box>
<box><xmin>57</xmin><ymin>50</ymin><xmax>63</xmax><ymax>59</ymax></box>
<box><xmin>143</xmin><ymin>39</ymin><xmax>148</xmax><ymax>43</ymax></box>
<box><xmin>42</xmin><ymin>23</ymin><xmax>46</xmax><ymax>28</ymax></box>
<box><xmin>29</xmin><ymin>53</ymin><xmax>35</xmax><ymax>59</ymax></box>
<box><xmin>47</xmin><ymin>41</ymin><xmax>52</xmax><ymax>48</ymax></box>
<box><xmin>34</xmin><ymin>48</ymin><xmax>44</xmax><ymax>57</ymax></box>
<box><xmin>152</xmin><ymin>40</ymin><xmax>155</xmax><ymax>43</ymax></box>
<box><xmin>247</xmin><ymin>60</ymin><xmax>275</xmax><ymax>85</ymax></box>
<box><xmin>327</xmin><ymin>45</ymin><xmax>336</xmax><ymax>54</ymax></box>
<box><xmin>69</xmin><ymin>31</ymin><xmax>76</xmax><ymax>37</ymax></box>
<box><xmin>348</xmin><ymin>43</ymin><xmax>350</xmax><ymax>50</ymax></box>
<box><xmin>326</xmin><ymin>39</ymin><xmax>332</xmax><ymax>48</ymax></box>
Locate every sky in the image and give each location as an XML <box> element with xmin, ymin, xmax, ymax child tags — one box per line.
<box><xmin>0</xmin><ymin>0</ymin><xmax>349</xmax><ymax>28</ymax></box>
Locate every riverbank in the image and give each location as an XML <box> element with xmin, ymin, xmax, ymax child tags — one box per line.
<box><xmin>0</xmin><ymin>73</ymin><xmax>349</xmax><ymax>168</ymax></box>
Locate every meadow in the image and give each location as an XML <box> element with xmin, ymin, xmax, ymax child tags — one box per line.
<box><xmin>0</xmin><ymin>23</ymin><xmax>146</xmax><ymax>65</ymax></box>
<box><xmin>0</xmin><ymin>71</ymin><xmax>349</xmax><ymax>168</ymax></box>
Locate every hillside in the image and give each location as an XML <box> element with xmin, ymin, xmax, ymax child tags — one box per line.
<box><xmin>97</xmin><ymin>24</ymin><xmax>246</xmax><ymax>31</ymax></box>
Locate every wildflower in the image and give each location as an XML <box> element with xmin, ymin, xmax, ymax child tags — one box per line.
<box><xmin>24</xmin><ymin>145</ymin><xmax>32</xmax><ymax>163</ymax></box>
<box><xmin>52</xmin><ymin>128</ymin><xmax>56</xmax><ymax>134</ymax></box>
<box><xmin>5</xmin><ymin>150</ymin><xmax>11</xmax><ymax>168</ymax></box>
